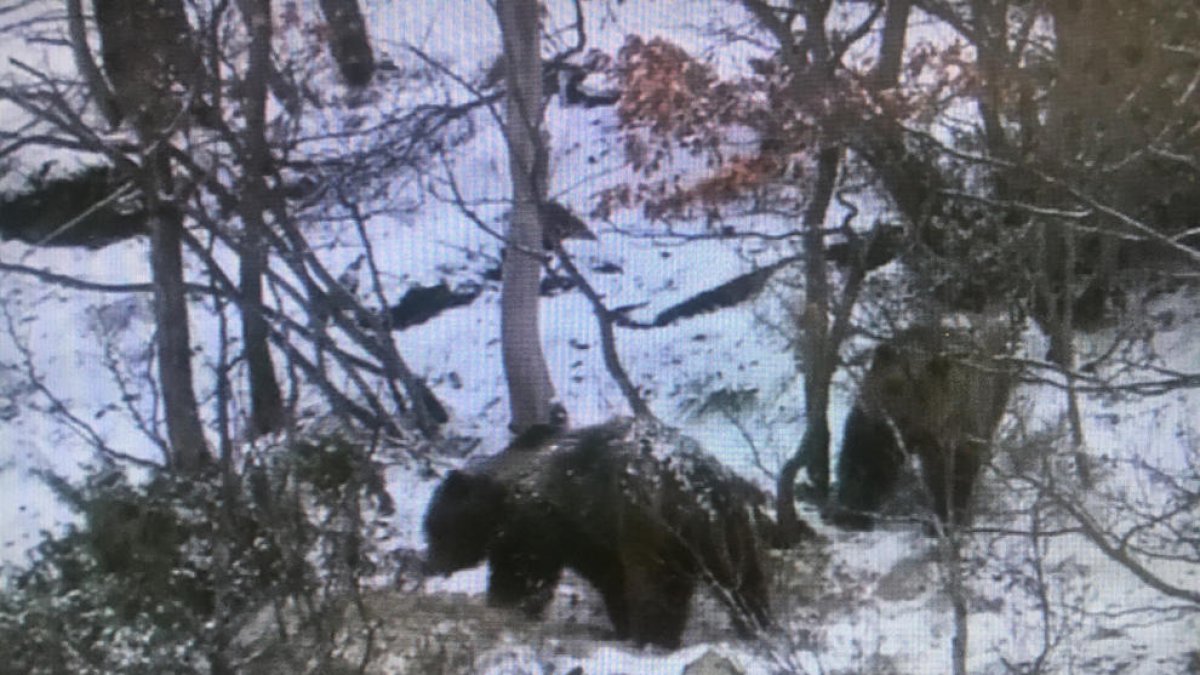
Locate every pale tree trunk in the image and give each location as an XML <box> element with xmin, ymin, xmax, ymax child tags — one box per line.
<box><xmin>495</xmin><ymin>0</ymin><xmax>557</xmax><ymax>432</ymax></box>
<box><xmin>236</xmin><ymin>0</ymin><xmax>285</xmax><ymax>438</ymax></box>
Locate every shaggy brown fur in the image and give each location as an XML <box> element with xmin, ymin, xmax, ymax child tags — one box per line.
<box><xmin>423</xmin><ymin>418</ymin><xmax>771</xmax><ymax>649</ymax></box>
<box><xmin>831</xmin><ymin>326</ymin><xmax>1013</xmax><ymax>530</ymax></box>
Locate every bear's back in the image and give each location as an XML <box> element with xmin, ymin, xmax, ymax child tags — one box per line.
<box><xmin>861</xmin><ymin>325</ymin><xmax>1013</xmax><ymax>447</ymax></box>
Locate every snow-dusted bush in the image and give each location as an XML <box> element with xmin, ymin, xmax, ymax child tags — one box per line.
<box><xmin>0</xmin><ymin>426</ymin><xmax>398</xmax><ymax>674</ymax></box>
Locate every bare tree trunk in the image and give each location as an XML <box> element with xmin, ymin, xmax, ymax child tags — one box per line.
<box><xmin>776</xmin><ymin>146</ymin><xmax>840</xmax><ymax>544</ymax></box>
<box><xmin>800</xmin><ymin>145</ymin><xmax>839</xmax><ymax>497</ymax></box>
<box><xmin>495</xmin><ymin>0</ymin><xmax>557</xmax><ymax>433</ymax></box>
<box><xmin>236</xmin><ymin>0</ymin><xmax>285</xmax><ymax>438</ymax></box>
<box><xmin>147</xmin><ymin>153</ymin><xmax>210</xmax><ymax>472</ymax></box>
<box><xmin>93</xmin><ymin>0</ymin><xmax>211</xmax><ymax>471</ymax></box>
<box><xmin>743</xmin><ymin>0</ymin><xmax>844</xmax><ymax>544</ymax></box>
<box><xmin>317</xmin><ymin>0</ymin><xmax>374</xmax><ymax>87</ymax></box>
<box><xmin>66</xmin><ymin>0</ymin><xmax>121</xmax><ymax>127</ymax></box>
<box><xmin>874</xmin><ymin>0</ymin><xmax>911</xmax><ymax>89</ymax></box>
<box><xmin>1035</xmin><ymin>0</ymin><xmax>1145</xmax><ymax>485</ymax></box>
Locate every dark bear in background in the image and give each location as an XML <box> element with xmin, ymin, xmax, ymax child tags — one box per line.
<box><xmin>422</xmin><ymin>418</ymin><xmax>771</xmax><ymax>649</ymax></box>
<box><xmin>831</xmin><ymin>325</ymin><xmax>1013</xmax><ymax>531</ymax></box>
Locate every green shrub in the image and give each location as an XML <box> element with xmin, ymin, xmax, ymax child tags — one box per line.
<box><xmin>0</xmin><ymin>429</ymin><xmax>395</xmax><ymax>674</ymax></box>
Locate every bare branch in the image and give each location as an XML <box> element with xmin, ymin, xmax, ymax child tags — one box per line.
<box><xmin>1014</xmin><ymin>471</ymin><xmax>1200</xmax><ymax>607</ymax></box>
<box><xmin>1</xmin><ymin>300</ymin><xmax>163</xmax><ymax>469</ymax></box>
<box><xmin>553</xmin><ymin>244</ymin><xmax>654</xmax><ymax>420</ymax></box>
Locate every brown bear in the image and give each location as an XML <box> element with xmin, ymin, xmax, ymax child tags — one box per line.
<box><xmin>830</xmin><ymin>325</ymin><xmax>1013</xmax><ymax>531</ymax></box>
<box><xmin>422</xmin><ymin>418</ymin><xmax>771</xmax><ymax>649</ymax></box>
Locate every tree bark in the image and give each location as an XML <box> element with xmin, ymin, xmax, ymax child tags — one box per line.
<box><xmin>147</xmin><ymin>153</ymin><xmax>210</xmax><ymax>472</ymax></box>
<box><xmin>1033</xmin><ymin>0</ymin><xmax>1151</xmax><ymax>483</ymax></box>
<box><xmin>776</xmin><ymin>146</ymin><xmax>840</xmax><ymax>544</ymax></box>
<box><xmin>66</xmin><ymin>0</ymin><xmax>121</xmax><ymax>128</ymax></box>
<box><xmin>236</xmin><ymin>0</ymin><xmax>285</xmax><ymax>438</ymax></box>
<box><xmin>743</xmin><ymin>0</ymin><xmax>843</xmax><ymax>544</ymax></box>
<box><xmin>495</xmin><ymin>0</ymin><xmax>557</xmax><ymax>433</ymax></box>
<box><xmin>94</xmin><ymin>0</ymin><xmax>211</xmax><ymax>471</ymax></box>
<box><xmin>317</xmin><ymin>0</ymin><xmax>374</xmax><ymax>86</ymax></box>
<box><xmin>875</xmin><ymin>0</ymin><xmax>911</xmax><ymax>89</ymax></box>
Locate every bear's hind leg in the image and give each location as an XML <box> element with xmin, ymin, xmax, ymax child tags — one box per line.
<box><xmin>949</xmin><ymin>443</ymin><xmax>984</xmax><ymax>527</ymax></box>
<box><xmin>920</xmin><ymin>442</ymin><xmax>981</xmax><ymax>531</ymax></box>
<box><xmin>716</xmin><ymin>514</ymin><xmax>772</xmax><ymax>636</ymax></box>
<box><xmin>831</xmin><ymin>406</ymin><xmax>904</xmax><ymax>529</ymax></box>
<box><xmin>734</xmin><ymin>556</ymin><xmax>772</xmax><ymax>636</ymax></box>
<box><xmin>591</xmin><ymin>575</ymin><xmax>631</xmax><ymax>639</ymax></box>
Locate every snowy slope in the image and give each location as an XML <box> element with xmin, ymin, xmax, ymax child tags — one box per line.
<box><xmin>2</xmin><ymin>1</ymin><xmax>1198</xmax><ymax>673</ymax></box>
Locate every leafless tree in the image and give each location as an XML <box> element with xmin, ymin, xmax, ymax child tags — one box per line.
<box><xmin>495</xmin><ymin>0</ymin><xmax>558</xmax><ymax>433</ymax></box>
<box><xmin>91</xmin><ymin>0</ymin><xmax>212</xmax><ymax>472</ymax></box>
<box><xmin>737</xmin><ymin>0</ymin><xmax>891</xmax><ymax>545</ymax></box>
<box><xmin>233</xmin><ymin>0</ymin><xmax>286</xmax><ymax>438</ymax></box>
<box><xmin>2</xmin><ymin>0</ymin><xmax>467</xmax><ymax>463</ymax></box>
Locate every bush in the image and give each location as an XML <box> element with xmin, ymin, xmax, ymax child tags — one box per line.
<box><xmin>0</xmin><ymin>429</ymin><xmax>395</xmax><ymax>674</ymax></box>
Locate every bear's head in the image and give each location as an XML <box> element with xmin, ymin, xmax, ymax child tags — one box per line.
<box><xmin>422</xmin><ymin>470</ymin><xmax>507</xmax><ymax>575</ymax></box>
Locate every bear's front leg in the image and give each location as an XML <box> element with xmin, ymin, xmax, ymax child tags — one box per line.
<box><xmin>486</xmin><ymin>537</ymin><xmax>563</xmax><ymax>618</ymax></box>
<box><xmin>622</xmin><ymin>557</ymin><xmax>695</xmax><ymax>649</ymax></box>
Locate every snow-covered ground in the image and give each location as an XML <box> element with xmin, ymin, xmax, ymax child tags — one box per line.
<box><xmin>2</xmin><ymin>1</ymin><xmax>1198</xmax><ymax>673</ymax></box>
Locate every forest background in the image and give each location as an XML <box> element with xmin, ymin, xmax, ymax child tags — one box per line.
<box><xmin>0</xmin><ymin>0</ymin><xmax>1197</xmax><ymax>673</ymax></box>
